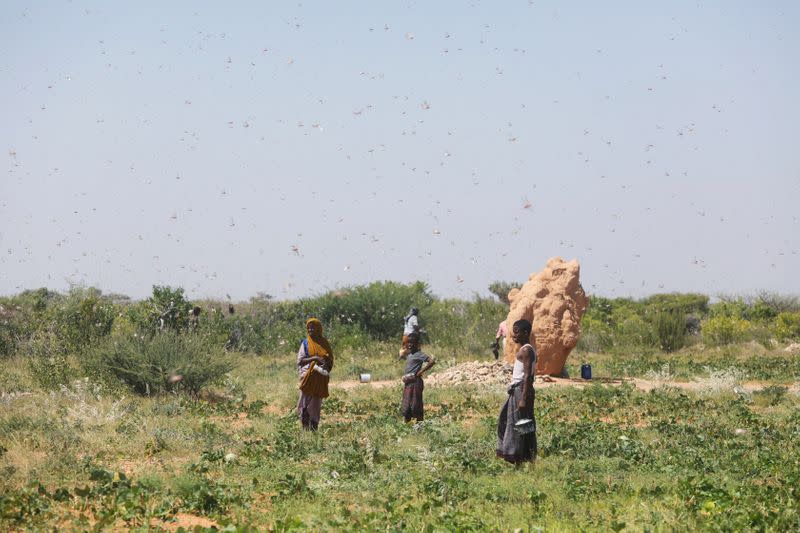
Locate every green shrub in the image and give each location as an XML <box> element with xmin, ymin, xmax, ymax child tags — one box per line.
<box><xmin>86</xmin><ymin>332</ymin><xmax>234</xmax><ymax>396</ymax></box>
<box><xmin>47</xmin><ymin>287</ymin><xmax>116</xmax><ymax>354</ymax></box>
<box><xmin>617</xmin><ymin>315</ymin><xmax>655</xmax><ymax>348</ymax></box>
<box><xmin>487</xmin><ymin>281</ymin><xmax>521</xmax><ymax>305</ymax></box>
<box><xmin>750</xmin><ymin>324</ymin><xmax>774</xmax><ymax>349</ymax></box>
<box><xmin>577</xmin><ymin>317</ymin><xmax>615</xmax><ymax>352</ymax></box>
<box><xmin>702</xmin><ymin>316</ymin><xmax>752</xmax><ymax>346</ymax></box>
<box><xmin>641</xmin><ymin>293</ymin><xmax>709</xmax><ymax>315</ymax></box>
<box><xmin>709</xmin><ymin>298</ymin><xmax>749</xmax><ymax>319</ymax></box>
<box><xmin>773</xmin><ymin>312</ymin><xmax>800</xmax><ymax>342</ymax></box>
<box><xmin>0</xmin><ymin>289</ymin><xmax>56</xmax><ymax>358</ymax></box>
<box><xmin>126</xmin><ymin>286</ymin><xmax>193</xmax><ymax>336</ymax></box>
<box><xmin>583</xmin><ymin>296</ymin><xmax>619</xmax><ymax>326</ymax></box>
<box><xmin>304</xmin><ymin>281</ymin><xmax>435</xmax><ymax>341</ymax></box>
<box><xmin>752</xmin><ymin>385</ymin><xmax>788</xmax><ymax>407</ymax></box>
<box><xmin>24</xmin><ymin>330</ymin><xmax>73</xmax><ymax>390</ymax></box>
<box><xmin>750</xmin><ymin>292</ymin><xmax>800</xmax><ymax>321</ymax></box>
<box><xmin>424</xmin><ymin>297</ymin><xmax>505</xmax><ymax>353</ymax></box>
<box><xmin>652</xmin><ymin>311</ymin><xmax>686</xmax><ymax>352</ymax></box>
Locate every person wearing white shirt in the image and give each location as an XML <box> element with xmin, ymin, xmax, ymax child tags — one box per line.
<box><xmin>399</xmin><ymin>307</ymin><xmax>420</xmax><ymax>358</ymax></box>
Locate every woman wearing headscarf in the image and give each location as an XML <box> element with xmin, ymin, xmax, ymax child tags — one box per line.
<box><xmin>297</xmin><ymin>317</ymin><xmax>334</xmax><ymax>430</ymax></box>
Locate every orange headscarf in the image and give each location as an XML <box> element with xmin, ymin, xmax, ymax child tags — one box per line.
<box><xmin>299</xmin><ymin>318</ymin><xmax>334</xmax><ymax>398</ymax></box>
<box><xmin>305</xmin><ymin>317</ymin><xmax>333</xmax><ymax>360</ymax></box>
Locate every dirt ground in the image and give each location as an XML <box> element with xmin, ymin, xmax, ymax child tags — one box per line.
<box><xmin>334</xmin><ymin>361</ymin><xmax>800</xmax><ymax>394</ymax></box>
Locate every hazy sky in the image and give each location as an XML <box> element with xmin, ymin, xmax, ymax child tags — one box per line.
<box><xmin>2</xmin><ymin>1</ymin><xmax>798</xmax><ymax>301</ymax></box>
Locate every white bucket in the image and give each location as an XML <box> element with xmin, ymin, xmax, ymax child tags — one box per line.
<box><xmin>359</xmin><ymin>373</ymin><xmax>371</xmax><ymax>383</ymax></box>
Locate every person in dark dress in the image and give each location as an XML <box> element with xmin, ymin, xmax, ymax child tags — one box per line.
<box><xmin>400</xmin><ymin>332</ymin><xmax>436</xmax><ymax>423</ymax></box>
<box><xmin>496</xmin><ymin>319</ymin><xmax>537</xmax><ymax>463</ymax></box>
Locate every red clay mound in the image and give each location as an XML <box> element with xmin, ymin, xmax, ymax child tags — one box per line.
<box><xmin>503</xmin><ymin>257</ymin><xmax>588</xmax><ymax>375</ymax></box>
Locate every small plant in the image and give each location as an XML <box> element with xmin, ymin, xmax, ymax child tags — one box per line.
<box><xmin>693</xmin><ymin>366</ymin><xmax>744</xmax><ymax>393</ymax></box>
<box><xmin>645</xmin><ymin>363</ymin><xmax>675</xmax><ymax>383</ymax></box>
<box><xmin>752</xmin><ymin>385</ymin><xmax>788</xmax><ymax>406</ymax></box>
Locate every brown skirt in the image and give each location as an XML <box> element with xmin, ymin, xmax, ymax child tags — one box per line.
<box><xmin>401</xmin><ymin>377</ymin><xmax>424</xmax><ymax>421</ymax></box>
<box><xmin>299</xmin><ymin>366</ymin><xmax>329</xmax><ymax>399</ymax></box>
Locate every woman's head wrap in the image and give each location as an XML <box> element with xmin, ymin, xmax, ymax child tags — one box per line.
<box><xmin>305</xmin><ymin>317</ymin><xmax>333</xmax><ymax>359</ymax></box>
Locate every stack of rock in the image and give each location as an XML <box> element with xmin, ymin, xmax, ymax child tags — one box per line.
<box><xmin>425</xmin><ymin>361</ymin><xmax>512</xmax><ymax>387</ymax></box>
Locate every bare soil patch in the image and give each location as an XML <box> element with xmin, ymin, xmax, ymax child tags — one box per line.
<box><xmin>333</xmin><ymin>361</ymin><xmax>800</xmax><ymax>393</ymax></box>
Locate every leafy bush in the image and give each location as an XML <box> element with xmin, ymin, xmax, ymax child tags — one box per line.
<box><xmin>709</xmin><ymin>293</ymin><xmax>798</xmax><ymax>323</ymax></box>
<box><xmin>577</xmin><ymin>317</ymin><xmax>615</xmax><ymax>352</ymax></box>
<box><xmin>304</xmin><ymin>281</ymin><xmax>435</xmax><ymax>341</ymax></box>
<box><xmin>126</xmin><ymin>286</ymin><xmax>193</xmax><ymax>336</ymax></box>
<box><xmin>702</xmin><ymin>316</ymin><xmax>752</xmax><ymax>346</ymax></box>
<box><xmin>709</xmin><ymin>298</ymin><xmax>749</xmax><ymax>319</ymax></box>
<box><xmin>773</xmin><ymin>312</ymin><xmax>800</xmax><ymax>342</ymax></box>
<box><xmin>617</xmin><ymin>315</ymin><xmax>655</xmax><ymax>347</ymax></box>
<box><xmin>0</xmin><ymin>288</ymin><xmax>58</xmax><ymax>358</ymax></box>
<box><xmin>652</xmin><ymin>311</ymin><xmax>686</xmax><ymax>352</ymax></box>
<box><xmin>583</xmin><ymin>296</ymin><xmax>619</xmax><ymax>326</ymax></box>
<box><xmin>86</xmin><ymin>332</ymin><xmax>234</xmax><ymax>396</ymax></box>
<box><xmin>641</xmin><ymin>293</ymin><xmax>709</xmax><ymax>315</ymax></box>
<box><xmin>47</xmin><ymin>287</ymin><xmax>116</xmax><ymax>354</ymax></box>
<box><xmin>424</xmin><ymin>297</ymin><xmax>506</xmax><ymax>353</ymax></box>
<box><xmin>24</xmin><ymin>330</ymin><xmax>73</xmax><ymax>390</ymax></box>
<box><xmin>487</xmin><ymin>281</ymin><xmax>521</xmax><ymax>305</ymax></box>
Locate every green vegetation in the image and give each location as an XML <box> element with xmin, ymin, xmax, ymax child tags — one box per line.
<box><xmin>1</xmin><ymin>283</ymin><xmax>799</xmax><ymax>530</ymax></box>
<box><xmin>85</xmin><ymin>333</ymin><xmax>235</xmax><ymax>397</ymax></box>
<box><xmin>579</xmin><ymin>292</ymin><xmax>800</xmax><ymax>353</ymax></box>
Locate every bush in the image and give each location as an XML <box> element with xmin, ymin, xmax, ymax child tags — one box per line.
<box><xmin>617</xmin><ymin>315</ymin><xmax>655</xmax><ymax>348</ymax></box>
<box><xmin>487</xmin><ymin>281</ymin><xmax>521</xmax><ymax>305</ymax></box>
<box><xmin>47</xmin><ymin>287</ymin><xmax>116</xmax><ymax>354</ymax></box>
<box><xmin>303</xmin><ymin>281</ymin><xmax>435</xmax><ymax>341</ymax></box>
<box><xmin>577</xmin><ymin>317</ymin><xmax>615</xmax><ymax>352</ymax></box>
<box><xmin>773</xmin><ymin>312</ymin><xmax>800</xmax><ymax>342</ymax></box>
<box><xmin>641</xmin><ymin>293</ymin><xmax>709</xmax><ymax>315</ymax></box>
<box><xmin>652</xmin><ymin>311</ymin><xmax>686</xmax><ymax>352</ymax></box>
<box><xmin>0</xmin><ymin>289</ymin><xmax>57</xmax><ymax>358</ymax></box>
<box><xmin>702</xmin><ymin>316</ymin><xmax>752</xmax><ymax>346</ymax></box>
<box><xmin>24</xmin><ymin>330</ymin><xmax>73</xmax><ymax>390</ymax></box>
<box><xmin>86</xmin><ymin>332</ymin><xmax>234</xmax><ymax>396</ymax></box>
<box><xmin>126</xmin><ymin>286</ymin><xmax>193</xmax><ymax>336</ymax></box>
<box><xmin>709</xmin><ymin>298</ymin><xmax>749</xmax><ymax>319</ymax></box>
<box><xmin>424</xmin><ymin>297</ymin><xmax>506</xmax><ymax>353</ymax></box>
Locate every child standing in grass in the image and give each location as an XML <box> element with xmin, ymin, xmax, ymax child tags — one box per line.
<box><xmin>401</xmin><ymin>332</ymin><xmax>436</xmax><ymax>423</ymax></box>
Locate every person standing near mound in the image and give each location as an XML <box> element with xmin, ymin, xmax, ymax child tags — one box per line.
<box><xmin>399</xmin><ymin>307</ymin><xmax>420</xmax><ymax>358</ymax></box>
<box><xmin>496</xmin><ymin>319</ymin><xmax>537</xmax><ymax>463</ymax></box>
<box><xmin>492</xmin><ymin>319</ymin><xmax>507</xmax><ymax>360</ymax></box>
<box><xmin>401</xmin><ymin>332</ymin><xmax>436</xmax><ymax>423</ymax></box>
<box><xmin>297</xmin><ymin>317</ymin><xmax>334</xmax><ymax>431</ymax></box>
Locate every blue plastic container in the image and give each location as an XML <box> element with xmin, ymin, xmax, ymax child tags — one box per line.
<box><xmin>580</xmin><ymin>363</ymin><xmax>592</xmax><ymax>380</ymax></box>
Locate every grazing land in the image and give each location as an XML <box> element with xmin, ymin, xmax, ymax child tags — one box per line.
<box><xmin>1</xmin><ymin>285</ymin><xmax>799</xmax><ymax>530</ymax></box>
